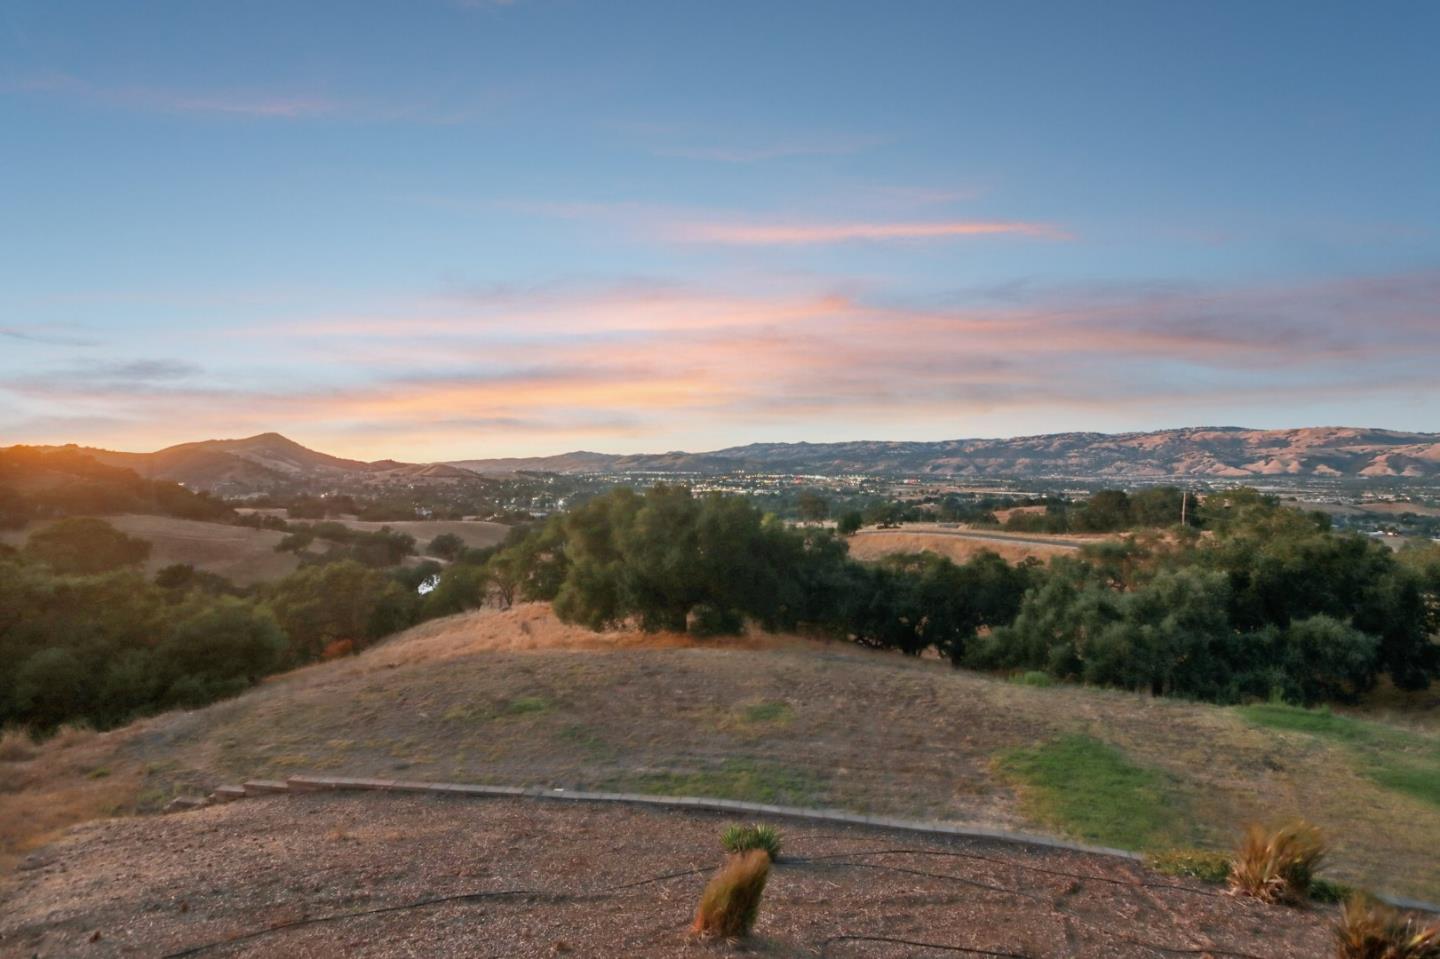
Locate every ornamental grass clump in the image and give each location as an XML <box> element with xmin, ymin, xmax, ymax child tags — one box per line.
<box><xmin>1227</xmin><ymin>820</ymin><xmax>1326</xmax><ymax>904</ymax></box>
<box><xmin>1334</xmin><ymin>894</ymin><xmax>1440</xmax><ymax>959</ymax></box>
<box><xmin>721</xmin><ymin>823</ymin><xmax>783</xmax><ymax>861</ymax></box>
<box><xmin>691</xmin><ymin>849</ymin><xmax>771</xmax><ymax>939</ymax></box>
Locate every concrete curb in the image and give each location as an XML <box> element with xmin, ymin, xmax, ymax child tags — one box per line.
<box><xmin>201</xmin><ymin>773</ymin><xmax>1439</xmax><ymax>915</ymax></box>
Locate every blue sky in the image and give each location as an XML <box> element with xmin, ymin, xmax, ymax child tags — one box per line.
<box><xmin>2</xmin><ymin>0</ymin><xmax>1437</xmax><ymax>460</ymax></box>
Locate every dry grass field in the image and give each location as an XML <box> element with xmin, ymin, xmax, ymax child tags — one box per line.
<box><xmin>3</xmin><ymin>604</ymin><xmax>1436</xmax><ymax>905</ymax></box>
<box><xmin>0</xmin><ymin>514</ymin><xmax>299</xmax><ymax>585</ymax></box>
<box><xmin>321</xmin><ymin>518</ymin><xmax>510</xmax><ymax>552</ymax></box>
<box><xmin>847</xmin><ymin>526</ymin><xmax>1097</xmax><ymax>565</ymax></box>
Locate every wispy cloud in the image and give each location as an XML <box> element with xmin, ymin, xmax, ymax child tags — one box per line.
<box><xmin>507</xmin><ymin>200</ymin><xmax>1072</xmax><ymax>247</ymax></box>
<box><xmin>653</xmin><ymin>134</ymin><xmax>885</xmax><ymax>163</ymax></box>
<box><xmin>666</xmin><ymin>219</ymin><xmax>1075</xmax><ymax>245</ymax></box>
<box><xmin>6</xmin><ymin>72</ymin><xmax>336</xmax><ymax>118</ymax></box>
<box><xmin>1</xmin><ymin>325</ymin><xmax>98</xmax><ymax>347</ymax></box>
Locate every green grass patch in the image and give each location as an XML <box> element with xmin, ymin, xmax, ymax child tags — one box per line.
<box><xmin>1237</xmin><ymin>704</ymin><xmax>1440</xmax><ymax>810</ymax></box>
<box><xmin>1009</xmin><ymin>671</ymin><xmax>1054</xmax><ymax>688</ymax></box>
<box><xmin>1146</xmin><ymin>849</ymin><xmax>1231</xmax><ymax>884</ymax></box>
<box><xmin>996</xmin><ymin>734</ymin><xmax>1188</xmax><ymax>851</ymax></box>
<box><xmin>608</xmin><ymin>758</ymin><xmax>823</xmax><ymax>806</ymax></box>
<box><xmin>738</xmin><ymin>701</ymin><xmax>793</xmax><ymax>725</ymax></box>
<box><xmin>502</xmin><ymin>696</ymin><xmax>551</xmax><ymax>716</ymax></box>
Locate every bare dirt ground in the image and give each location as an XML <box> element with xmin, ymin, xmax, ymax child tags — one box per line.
<box><xmin>0</xmin><ymin>792</ymin><xmax>1336</xmax><ymax>959</ymax></box>
<box><xmin>4</xmin><ymin>605</ymin><xmax>1436</xmax><ymax>903</ymax></box>
<box><xmin>0</xmin><ymin>515</ymin><xmax>298</xmax><ymax>585</ymax></box>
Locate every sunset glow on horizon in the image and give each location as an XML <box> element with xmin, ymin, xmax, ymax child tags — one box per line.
<box><xmin>3</xmin><ymin>1</ymin><xmax>1438</xmax><ymax>461</ymax></box>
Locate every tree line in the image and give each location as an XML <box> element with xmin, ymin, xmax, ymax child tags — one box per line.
<box><xmin>4</xmin><ymin>483</ymin><xmax>1437</xmax><ymax>732</ymax></box>
<box><xmin>457</xmin><ymin>485</ymin><xmax>1438</xmax><ymax>704</ymax></box>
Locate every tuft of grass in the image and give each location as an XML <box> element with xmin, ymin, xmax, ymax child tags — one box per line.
<box><xmin>1335</xmin><ymin>894</ymin><xmax>1440</xmax><ymax>959</ymax></box>
<box><xmin>996</xmin><ymin>734</ymin><xmax>1186</xmax><ymax>850</ymax></box>
<box><xmin>1238</xmin><ymin>704</ymin><xmax>1440</xmax><ymax>811</ymax></box>
<box><xmin>1311</xmin><ymin>877</ymin><xmax>1357</xmax><ymax>904</ymax></box>
<box><xmin>502</xmin><ymin>696</ymin><xmax>551</xmax><ymax>716</ymax></box>
<box><xmin>1228</xmin><ymin>820</ymin><xmax>1327</xmax><ymax>905</ymax></box>
<box><xmin>1147</xmin><ymin>849</ymin><xmax>1231</xmax><ymax>884</ymax></box>
<box><xmin>691</xmin><ymin>849</ymin><xmax>770</xmax><ymax>939</ymax></box>
<box><xmin>738</xmin><ymin>701</ymin><xmax>793</xmax><ymax>725</ymax></box>
<box><xmin>608</xmin><ymin>758</ymin><xmax>823</xmax><ymax>807</ymax></box>
<box><xmin>0</xmin><ymin>728</ymin><xmax>38</xmax><ymax>763</ymax></box>
<box><xmin>721</xmin><ymin>823</ymin><xmax>783</xmax><ymax>861</ymax></box>
<box><xmin>1010</xmin><ymin>671</ymin><xmax>1054</xmax><ymax>688</ymax></box>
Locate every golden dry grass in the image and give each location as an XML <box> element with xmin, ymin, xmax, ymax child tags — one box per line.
<box><xmin>1227</xmin><ymin>821</ymin><xmax>1327</xmax><ymax>904</ymax></box>
<box><xmin>1335</xmin><ymin>895</ymin><xmax>1440</xmax><ymax>958</ymax></box>
<box><xmin>321</xmin><ymin>518</ymin><xmax>510</xmax><ymax>552</ymax></box>
<box><xmin>0</xmin><ymin>725</ymin><xmax>145</xmax><ymax>873</ymax></box>
<box><xmin>358</xmin><ymin>602</ymin><xmax>809</xmax><ymax>669</ymax></box>
<box><xmin>847</xmin><ymin>529</ymin><xmax>1078</xmax><ymax>564</ymax></box>
<box><xmin>692</xmin><ymin>849</ymin><xmax>771</xmax><ymax>939</ymax></box>
<box><xmin>0</xmin><ymin>514</ymin><xmax>298</xmax><ymax>585</ymax></box>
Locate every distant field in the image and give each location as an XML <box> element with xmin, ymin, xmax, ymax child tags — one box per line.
<box><xmin>848</xmin><ymin>525</ymin><xmax>1098</xmax><ymax>564</ymax></box>
<box><xmin>7</xmin><ymin>603</ymin><xmax>1437</xmax><ymax>902</ymax></box>
<box><xmin>320</xmin><ymin>518</ymin><xmax>510</xmax><ymax>553</ymax></box>
<box><xmin>0</xmin><ymin>514</ymin><xmax>298</xmax><ymax>585</ymax></box>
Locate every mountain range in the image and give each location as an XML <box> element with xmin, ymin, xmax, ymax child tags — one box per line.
<box><xmin>12</xmin><ymin>426</ymin><xmax>1440</xmax><ymax>494</ymax></box>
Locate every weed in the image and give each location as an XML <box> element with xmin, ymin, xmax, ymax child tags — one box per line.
<box><xmin>503</xmin><ymin>696</ymin><xmax>551</xmax><ymax>716</ymax></box>
<box><xmin>1227</xmin><ymin>821</ymin><xmax>1326</xmax><ymax>905</ymax></box>
<box><xmin>0</xmin><ymin>729</ymin><xmax>37</xmax><ymax>763</ymax></box>
<box><xmin>1147</xmin><ymin>849</ymin><xmax>1231</xmax><ymax>884</ymax></box>
<box><xmin>1334</xmin><ymin>894</ymin><xmax>1440</xmax><ymax>958</ymax></box>
<box><xmin>721</xmin><ymin>823</ymin><xmax>782</xmax><ymax>861</ymax></box>
<box><xmin>1311</xmin><ymin>877</ymin><xmax>1356</xmax><ymax>904</ymax></box>
<box><xmin>739</xmin><ymin>701</ymin><xmax>793</xmax><ymax>725</ymax></box>
<box><xmin>1011</xmin><ymin>671</ymin><xmax>1054</xmax><ymax>688</ymax></box>
<box><xmin>692</xmin><ymin>849</ymin><xmax>770</xmax><ymax>939</ymax></box>
<box><xmin>609</xmin><ymin>758</ymin><xmax>823</xmax><ymax>806</ymax></box>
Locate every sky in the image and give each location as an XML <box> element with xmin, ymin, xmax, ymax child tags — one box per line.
<box><xmin>2</xmin><ymin>0</ymin><xmax>1438</xmax><ymax>461</ymax></box>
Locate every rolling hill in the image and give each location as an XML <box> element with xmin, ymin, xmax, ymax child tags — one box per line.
<box><xmin>13</xmin><ymin>426</ymin><xmax>1440</xmax><ymax>497</ymax></box>
<box><xmin>453</xmin><ymin>426</ymin><xmax>1440</xmax><ymax>480</ymax></box>
<box><xmin>5</xmin><ymin>603</ymin><xmax>1438</xmax><ymax>907</ymax></box>
<box><xmin>15</xmin><ymin>433</ymin><xmax>484</xmax><ymax>497</ymax></box>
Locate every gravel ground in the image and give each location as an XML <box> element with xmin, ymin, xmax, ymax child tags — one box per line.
<box><xmin>0</xmin><ymin>792</ymin><xmax>1335</xmax><ymax>959</ymax></box>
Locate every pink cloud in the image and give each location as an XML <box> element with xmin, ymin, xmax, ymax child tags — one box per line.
<box><xmin>666</xmin><ymin>219</ymin><xmax>1074</xmax><ymax>245</ymax></box>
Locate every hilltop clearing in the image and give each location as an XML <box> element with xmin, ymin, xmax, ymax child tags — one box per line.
<box><xmin>4</xmin><ymin>603</ymin><xmax>1437</xmax><ymax>904</ymax></box>
<box><xmin>847</xmin><ymin>526</ymin><xmax>1102</xmax><ymax>565</ymax></box>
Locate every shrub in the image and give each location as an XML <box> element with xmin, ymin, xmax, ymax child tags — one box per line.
<box><xmin>25</xmin><ymin>517</ymin><xmax>151</xmax><ymax>575</ymax></box>
<box><xmin>1335</xmin><ymin>894</ymin><xmax>1440</xmax><ymax>958</ymax></box>
<box><xmin>1227</xmin><ymin>821</ymin><xmax>1326</xmax><ymax>904</ymax></box>
<box><xmin>321</xmin><ymin>639</ymin><xmax>355</xmax><ymax>660</ymax></box>
<box><xmin>1147</xmin><ymin>849</ymin><xmax>1231</xmax><ymax>884</ymax></box>
<box><xmin>721</xmin><ymin>823</ymin><xmax>783</xmax><ymax>861</ymax></box>
<box><xmin>0</xmin><ymin>727</ymin><xmax>37</xmax><ymax>762</ymax></box>
<box><xmin>692</xmin><ymin>849</ymin><xmax>770</xmax><ymax>939</ymax></box>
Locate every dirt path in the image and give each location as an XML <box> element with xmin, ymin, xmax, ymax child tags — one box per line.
<box><xmin>0</xmin><ymin>793</ymin><xmax>1336</xmax><ymax>959</ymax></box>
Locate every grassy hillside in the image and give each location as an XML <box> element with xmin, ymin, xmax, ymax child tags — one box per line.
<box><xmin>320</xmin><ymin>518</ymin><xmax>510</xmax><ymax>552</ymax></box>
<box><xmin>4</xmin><ymin>603</ymin><xmax>1437</xmax><ymax>902</ymax></box>
<box><xmin>0</xmin><ymin>514</ymin><xmax>299</xmax><ymax>585</ymax></box>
